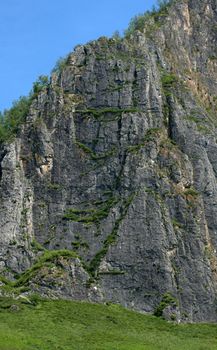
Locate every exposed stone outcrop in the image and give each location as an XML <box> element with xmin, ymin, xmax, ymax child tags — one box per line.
<box><xmin>0</xmin><ymin>0</ymin><xmax>217</xmax><ymax>322</ymax></box>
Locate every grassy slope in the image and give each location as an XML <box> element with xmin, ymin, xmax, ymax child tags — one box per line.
<box><xmin>0</xmin><ymin>299</ymin><xmax>217</xmax><ymax>350</ymax></box>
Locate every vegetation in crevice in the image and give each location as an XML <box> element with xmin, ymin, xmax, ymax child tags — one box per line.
<box><xmin>98</xmin><ymin>269</ymin><xmax>125</xmax><ymax>275</ymax></box>
<box><xmin>154</xmin><ymin>292</ymin><xmax>178</xmax><ymax>317</ymax></box>
<box><xmin>0</xmin><ymin>250</ymin><xmax>78</xmax><ymax>293</ymax></box>
<box><xmin>75</xmin><ymin>141</ymin><xmax>117</xmax><ymax>160</ymax></box>
<box><xmin>171</xmin><ymin>218</ymin><xmax>183</xmax><ymax>229</ymax></box>
<box><xmin>161</xmin><ymin>72</ymin><xmax>178</xmax><ymax>97</ymax></box>
<box><xmin>159</xmin><ymin>68</ymin><xmax>179</xmax><ymax>141</ymax></box>
<box><xmin>47</xmin><ymin>182</ymin><xmax>63</xmax><ymax>190</ymax></box>
<box><xmin>15</xmin><ymin>250</ymin><xmax>78</xmax><ymax>288</ymax></box>
<box><xmin>63</xmin><ymin>196</ymin><xmax>119</xmax><ymax>225</ymax></box>
<box><xmin>183</xmin><ymin>187</ymin><xmax>199</xmax><ymax>197</ymax></box>
<box><xmin>75</xmin><ymin>107</ymin><xmax>141</xmax><ymax>121</ymax></box>
<box><xmin>30</xmin><ymin>239</ymin><xmax>45</xmax><ymax>253</ymax></box>
<box><xmin>127</xmin><ymin>128</ymin><xmax>162</xmax><ymax>154</ymax></box>
<box><xmin>87</xmin><ymin>192</ymin><xmax>136</xmax><ymax>277</ymax></box>
<box><xmin>184</xmin><ymin>113</ymin><xmax>211</xmax><ymax>135</ymax></box>
<box><xmin>71</xmin><ymin>235</ymin><xmax>89</xmax><ymax>251</ymax></box>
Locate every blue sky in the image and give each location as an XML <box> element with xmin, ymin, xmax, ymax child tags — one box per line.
<box><xmin>0</xmin><ymin>0</ymin><xmax>157</xmax><ymax>112</ymax></box>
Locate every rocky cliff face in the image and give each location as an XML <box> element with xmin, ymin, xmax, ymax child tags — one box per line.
<box><xmin>0</xmin><ymin>0</ymin><xmax>217</xmax><ymax>322</ymax></box>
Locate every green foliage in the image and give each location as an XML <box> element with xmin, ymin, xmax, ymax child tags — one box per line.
<box><xmin>157</xmin><ymin>0</ymin><xmax>172</xmax><ymax>10</ymax></box>
<box><xmin>184</xmin><ymin>188</ymin><xmax>199</xmax><ymax>197</ymax></box>
<box><xmin>0</xmin><ymin>96</ymin><xmax>32</xmax><ymax>142</ymax></box>
<box><xmin>144</xmin><ymin>128</ymin><xmax>162</xmax><ymax>141</ymax></box>
<box><xmin>71</xmin><ymin>240</ymin><xmax>89</xmax><ymax>250</ymax></box>
<box><xmin>75</xmin><ymin>141</ymin><xmax>116</xmax><ymax>160</ymax></box>
<box><xmin>184</xmin><ymin>114</ymin><xmax>211</xmax><ymax>135</ymax></box>
<box><xmin>154</xmin><ymin>292</ymin><xmax>178</xmax><ymax>317</ymax></box>
<box><xmin>127</xmin><ymin>128</ymin><xmax>162</xmax><ymax>153</ymax></box>
<box><xmin>2</xmin><ymin>250</ymin><xmax>78</xmax><ymax>289</ymax></box>
<box><xmin>32</xmin><ymin>75</ymin><xmax>49</xmax><ymax>95</ymax></box>
<box><xmin>0</xmin><ymin>298</ymin><xmax>217</xmax><ymax>349</ymax></box>
<box><xmin>208</xmin><ymin>55</ymin><xmax>217</xmax><ymax>61</ymax></box>
<box><xmin>47</xmin><ymin>182</ymin><xmax>62</xmax><ymax>190</ymax></box>
<box><xmin>171</xmin><ymin>218</ymin><xmax>183</xmax><ymax>229</ymax></box>
<box><xmin>51</xmin><ymin>56</ymin><xmax>68</xmax><ymax>74</ymax></box>
<box><xmin>27</xmin><ymin>293</ymin><xmax>42</xmax><ymax>306</ymax></box>
<box><xmin>0</xmin><ymin>275</ymin><xmax>12</xmax><ymax>286</ymax></box>
<box><xmin>161</xmin><ymin>72</ymin><xmax>178</xmax><ymax>87</ymax></box>
<box><xmin>204</xmin><ymin>245</ymin><xmax>213</xmax><ymax>260</ymax></box>
<box><xmin>196</xmin><ymin>124</ymin><xmax>210</xmax><ymax>135</ymax></box>
<box><xmin>88</xmin><ymin>193</ymin><xmax>135</xmax><ymax>276</ymax></box>
<box><xmin>124</xmin><ymin>0</ymin><xmax>173</xmax><ymax>37</ymax></box>
<box><xmin>125</xmin><ymin>13</ymin><xmax>152</xmax><ymax>36</ymax></box>
<box><xmin>63</xmin><ymin>196</ymin><xmax>119</xmax><ymax>224</ymax></box>
<box><xmin>184</xmin><ymin>115</ymin><xmax>200</xmax><ymax>123</ymax></box>
<box><xmin>75</xmin><ymin>141</ymin><xmax>94</xmax><ymax>156</ymax></box>
<box><xmin>161</xmin><ymin>72</ymin><xmax>178</xmax><ymax>97</ymax></box>
<box><xmin>0</xmin><ymin>75</ymin><xmax>49</xmax><ymax>144</ymax></box>
<box><xmin>15</xmin><ymin>250</ymin><xmax>77</xmax><ymax>287</ymax></box>
<box><xmin>99</xmin><ymin>270</ymin><xmax>125</xmax><ymax>275</ymax></box>
<box><xmin>112</xmin><ymin>30</ymin><xmax>122</xmax><ymax>41</ymax></box>
<box><xmin>30</xmin><ymin>239</ymin><xmax>45</xmax><ymax>252</ymax></box>
<box><xmin>76</xmin><ymin>107</ymin><xmax>140</xmax><ymax>119</ymax></box>
<box><xmin>127</xmin><ymin>144</ymin><xmax>143</xmax><ymax>153</ymax></box>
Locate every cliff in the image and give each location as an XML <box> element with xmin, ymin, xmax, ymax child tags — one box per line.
<box><xmin>0</xmin><ymin>0</ymin><xmax>217</xmax><ymax>322</ymax></box>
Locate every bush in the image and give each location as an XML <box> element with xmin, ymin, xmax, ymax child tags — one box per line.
<box><xmin>161</xmin><ymin>72</ymin><xmax>178</xmax><ymax>97</ymax></box>
<box><xmin>112</xmin><ymin>30</ymin><xmax>122</xmax><ymax>41</ymax></box>
<box><xmin>0</xmin><ymin>74</ymin><xmax>50</xmax><ymax>144</ymax></box>
<box><xmin>0</xmin><ymin>96</ymin><xmax>32</xmax><ymax>143</ymax></box>
<box><xmin>124</xmin><ymin>0</ymin><xmax>173</xmax><ymax>37</ymax></box>
<box><xmin>124</xmin><ymin>13</ymin><xmax>152</xmax><ymax>37</ymax></box>
<box><xmin>51</xmin><ymin>56</ymin><xmax>68</xmax><ymax>74</ymax></box>
<box><xmin>157</xmin><ymin>0</ymin><xmax>172</xmax><ymax>10</ymax></box>
<box><xmin>33</xmin><ymin>75</ymin><xmax>49</xmax><ymax>94</ymax></box>
<box><xmin>154</xmin><ymin>292</ymin><xmax>178</xmax><ymax>317</ymax></box>
<box><xmin>161</xmin><ymin>73</ymin><xmax>178</xmax><ymax>87</ymax></box>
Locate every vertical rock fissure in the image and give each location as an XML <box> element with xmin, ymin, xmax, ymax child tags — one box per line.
<box><xmin>0</xmin><ymin>149</ymin><xmax>7</xmax><ymax>182</ymax></box>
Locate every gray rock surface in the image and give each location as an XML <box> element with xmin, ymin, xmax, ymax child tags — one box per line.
<box><xmin>0</xmin><ymin>0</ymin><xmax>217</xmax><ymax>322</ymax></box>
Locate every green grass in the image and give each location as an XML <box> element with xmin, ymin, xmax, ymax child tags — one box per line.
<box><xmin>0</xmin><ymin>298</ymin><xmax>217</xmax><ymax>350</ymax></box>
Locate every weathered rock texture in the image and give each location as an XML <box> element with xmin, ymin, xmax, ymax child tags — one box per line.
<box><xmin>0</xmin><ymin>0</ymin><xmax>217</xmax><ymax>322</ymax></box>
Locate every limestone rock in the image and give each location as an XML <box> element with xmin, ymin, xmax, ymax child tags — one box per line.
<box><xmin>0</xmin><ymin>0</ymin><xmax>217</xmax><ymax>322</ymax></box>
